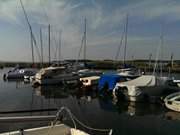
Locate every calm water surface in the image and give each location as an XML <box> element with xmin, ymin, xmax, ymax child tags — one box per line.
<box><xmin>0</xmin><ymin>68</ymin><xmax>180</xmax><ymax>135</ymax></box>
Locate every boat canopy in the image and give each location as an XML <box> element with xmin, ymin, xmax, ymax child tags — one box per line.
<box><xmin>98</xmin><ymin>74</ymin><xmax>125</xmax><ymax>91</ymax></box>
<box><xmin>117</xmin><ymin>75</ymin><xmax>156</xmax><ymax>87</ymax></box>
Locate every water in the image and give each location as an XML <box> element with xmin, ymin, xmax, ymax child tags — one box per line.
<box><xmin>0</xmin><ymin>68</ymin><xmax>180</xmax><ymax>134</ymax></box>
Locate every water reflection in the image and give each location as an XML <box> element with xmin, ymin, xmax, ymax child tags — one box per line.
<box><xmin>34</xmin><ymin>85</ymin><xmax>98</xmax><ymax>100</ymax></box>
<box><xmin>115</xmin><ymin>100</ymin><xmax>166</xmax><ymax>116</ymax></box>
<box><xmin>34</xmin><ymin>85</ymin><xmax>72</xmax><ymax>98</ymax></box>
<box><xmin>1</xmin><ymin>69</ymin><xmax>180</xmax><ymax>134</ymax></box>
<box><xmin>33</xmin><ymin>85</ymin><xmax>168</xmax><ymax>118</ymax></box>
<box><xmin>164</xmin><ymin>111</ymin><xmax>180</xmax><ymax>121</ymax></box>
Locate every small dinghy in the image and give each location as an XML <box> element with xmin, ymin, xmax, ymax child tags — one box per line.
<box><xmin>164</xmin><ymin>92</ymin><xmax>180</xmax><ymax>112</ymax></box>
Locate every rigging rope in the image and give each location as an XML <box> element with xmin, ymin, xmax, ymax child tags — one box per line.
<box><xmin>153</xmin><ymin>39</ymin><xmax>162</xmax><ymax>75</ymax></box>
<box><xmin>115</xmin><ymin>22</ymin><xmax>126</xmax><ymax>61</ymax></box>
<box><xmin>76</xmin><ymin>34</ymin><xmax>85</xmax><ymax>63</ymax></box>
<box><xmin>19</xmin><ymin>0</ymin><xmax>41</xmax><ymax>63</ymax></box>
<box><xmin>48</xmin><ymin>107</ymin><xmax>112</xmax><ymax>135</ymax></box>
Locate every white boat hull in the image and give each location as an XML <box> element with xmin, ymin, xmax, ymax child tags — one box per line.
<box><xmin>164</xmin><ymin>92</ymin><xmax>180</xmax><ymax>112</ymax></box>
<box><xmin>113</xmin><ymin>75</ymin><xmax>179</xmax><ymax>102</ymax></box>
<box><xmin>114</xmin><ymin>86</ymin><xmax>178</xmax><ymax>102</ymax></box>
<box><xmin>165</xmin><ymin>102</ymin><xmax>180</xmax><ymax>112</ymax></box>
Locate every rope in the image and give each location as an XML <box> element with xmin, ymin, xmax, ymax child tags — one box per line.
<box><xmin>114</xmin><ymin>21</ymin><xmax>126</xmax><ymax>61</ymax></box>
<box><xmin>19</xmin><ymin>0</ymin><xmax>41</xmax><ymax>63</ymax></box>
<box><xmin>47</xmin><ymin>107</ymin><xmax>76</xmax><ymax>135</ymax></box>
<box><xmin>71</xmin><ymin>112</ymin><xmax>112</xmax><ymax>132</ymax></box>
<box><xmin>47</xmin><ymin>107</ymin><xmax>112</xmax><ymax>135</ymax></box>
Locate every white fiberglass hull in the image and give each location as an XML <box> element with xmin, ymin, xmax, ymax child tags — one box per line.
<box><xmin>34</xmin><ymin>75</ymin><xmax>79</xmax><ymax>85</ymax></box>
<box><xmin>164</xmin><ymin>92</ymin><xmax>180</xmax><ymax>112</ymax></box>
<box><xmin>0</xmin><ymin>124</ymin><xmax>89</xmax><ymax>135</ymax></box>
<box><xmin>115</xmin><ymin>85</ymin><xmax>178</xmax><ymax>102</ymax></box>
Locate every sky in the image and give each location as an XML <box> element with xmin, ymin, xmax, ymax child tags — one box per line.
<box><xmin>0</xmin><ymin>0</ymin><xmax>180</xmax><ymax>62</ymax></box>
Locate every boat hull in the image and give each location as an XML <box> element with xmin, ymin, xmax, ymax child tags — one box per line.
<box><xmin>34</xmin><ymin>75</ymin><xmax>80</xmax><ymax>85</ymax></box>
<box><xmin>164</xmin><ymin>92</ymin><xmax>180</xmax><ymax>112</ymax></box>
<box><xmin>115</xmin><ymin>85</ymin><xmax>178</xmax><ymax>102</ymax></box>
<box><xmin>165</xmin><ymin>102</ymin><xmax>180</xmax><ymax>112</ymax></box>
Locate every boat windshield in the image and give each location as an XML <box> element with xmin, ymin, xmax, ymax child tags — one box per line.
<box><xmin>38</xmin><ymin>67</ymin><xmax>65</xmax><ymax>76</ymax></box>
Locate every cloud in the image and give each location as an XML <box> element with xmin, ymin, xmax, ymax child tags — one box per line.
<box><xmin>0</xmin><ymin>0</ymin><xmax>180</xmax><ymax>61</ymax></box>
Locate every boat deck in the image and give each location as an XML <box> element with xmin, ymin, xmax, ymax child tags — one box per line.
<box><xmin>1</xmin><ymin>124</ymin><xmax>71</xmax><ymax>135</ymax></box>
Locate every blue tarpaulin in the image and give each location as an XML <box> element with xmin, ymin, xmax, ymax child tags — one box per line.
<box><xmin>98</xmin><ymin>73</ymin><xmax>123</xmax><ymax>91</ymax></box>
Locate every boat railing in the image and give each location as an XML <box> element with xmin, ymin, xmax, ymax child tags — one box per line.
<box><xmin>50</xmin><ymin>106</ymin><xmax>113</xmax><ymax>135</ymax></box>
<box><xmin>164</xmin><ymin>92</ymin><xmax>180</xmax><ymax>101</ymax></box>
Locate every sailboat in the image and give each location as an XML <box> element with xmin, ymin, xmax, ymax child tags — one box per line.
<box><xmin>113</xmin><ymin>23</ymin><xmax>178</xmax><ymax>102</ymax></box>
<box><xmin>3</xmin><ymin>65</ymin><xmax>38</xmax><ymax>80</ymax></box>
<box><xmin>116</xmin><ymin>14</ymin><xmax>141</xmax><ymax>79</ymax></box>
<box><xmin>3</xmin><ymin>0</ymin><xmax>40</xmax><ymax>80</ymax></box>
<box><xmin>33</xmin><ymin>26</ymin><xmax>81</xmax><ymax>86</ymax></box>
<box><xmin>76</xmin><ymin>18</ymin><xmax>103</xmax><ymax>88</ymax></box>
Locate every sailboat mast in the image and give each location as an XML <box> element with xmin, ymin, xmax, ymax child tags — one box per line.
<box><xmin>48</xmin><ymin>24</ymin><xmax>51</xmax><ymax>65</ymax></box>
<box><xmin>30</xmin><ymin>31</ymin><xmax>35</xmax><ymax>65</ymax></box>
<box><xmin>149</xmin><ymin>53</ymin><xmax>152</xmax><ymax>72</ymax></box>
<box><xmin>123</xmin><ymin>14</ymin><xmax>128</xmax><ymax>66</ymax></box>
<box><xmin>171</xmin><ymin>53</ymin><xmax>174</xmax><ymax>69</ymax></box>
<box><xmin>59</xmin><ymin>30</ymin><xmax>62</xmax><ymax>65</ymax></box>
<box><xmin>40</xmin><ymin>28</ymin><xmax>43</xmax><ymax>67</ymax></box>
<box><xmin>20</xmin><ymin>0</ymin><xmax>35</xmax><ymax>65</ymax></box>
<box><xmin>160</xmin><ymin>24</ymin><xmax>164</xmax><ymax>77</ymax></box>
<box><xmin>84</xmin><ymin>18</ymin><xmax>87</xmax><ymax>64</ymax></box>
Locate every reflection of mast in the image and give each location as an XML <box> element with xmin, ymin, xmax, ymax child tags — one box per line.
<box><xmin>30</xmin><ymin>89</ymin><xmax>34</xmax><ymax>115</ymax></box>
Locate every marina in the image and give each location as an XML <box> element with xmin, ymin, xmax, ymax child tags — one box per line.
<box><xmin>0</xmin><ymin>68</ymin><xmax>180</xmax><ymax>134</ymax></box>
<box><xmin>1</xmin><ymin>0</ymin><xmax>180</xmax><ymax>134</ymax></box>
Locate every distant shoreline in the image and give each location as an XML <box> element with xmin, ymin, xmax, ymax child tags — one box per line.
<box><xmin>0</xmin><ymin>59</ymin><xmax>180</xmax><ymax>73</ymax></box>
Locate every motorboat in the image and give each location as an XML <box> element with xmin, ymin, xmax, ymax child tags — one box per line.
<box><xmin>117</xmin><ymin>67</ymin><xmax>141</xmax><ymax>80</ymax></box>
<box><xmin>98</xmin><ymin>73</ymin><xmax>128</xmax><ymax>93</ymax></box>
<box><xmin>3</xmin><ymin>66</ymin><xmax>38</xmax><ymax>80</ymax></box>
<box><xmin>164</xmin><ymin>92</ymin><xmax>180</xmax><ymax>112</ymax></box>
<box><xmin>33</xmin><ymin>66</ymin><xmax>80</xmax><ymax>86</ymax></box>
<box><xmin>173</xmin><ymin>79</ymin><xmax>180</xmax><ymax>87</ymax></box>
<box><xmin>113</xmin><ymin>75</ymin><xmax>178</xmax><ymax>102</ymax></box>
<box><xmin>78</xmin><ymin>69</ymin><xmax>102</xmax><ymax>78</ymax></box>
<box><xmin>80</xmin><ymin>76</ymin><xmax>100</xmax><ymax>89</ymax></box>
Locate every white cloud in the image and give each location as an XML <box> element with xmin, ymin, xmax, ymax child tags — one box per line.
<box><xmin>0</xmin><ymin>0</ymin><xmax>180</xmax><ymax>61</ymax></box>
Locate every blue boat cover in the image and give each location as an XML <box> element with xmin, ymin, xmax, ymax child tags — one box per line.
<box><xmin>98</xmin><ymin>73</ymin><xmax>123</xmax><ymax>91</ymax></box>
